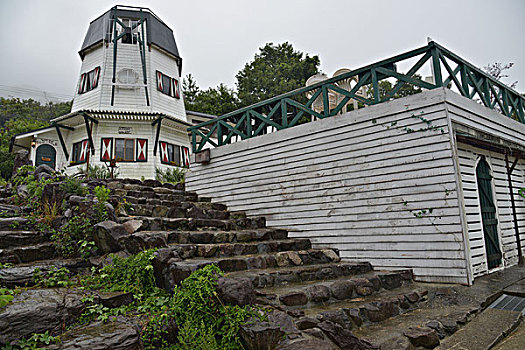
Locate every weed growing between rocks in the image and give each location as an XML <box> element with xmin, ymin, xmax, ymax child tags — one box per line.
<box><xmin>8</xmin><ymin>249</ymin><xmax>261</xmax><ymax>349</ymax></box>
<box><xmin>155</xmin><ymin>167</ymin><xmax>186</xmax><ymax>184</ymax></box>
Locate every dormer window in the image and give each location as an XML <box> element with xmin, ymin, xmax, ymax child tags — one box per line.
<box><xmin>78</xmin><ymin>67</ymin><xmax>100</xmax><ymax>94</ymax></box>
<box><xmin>118</xmin><ymin>18</ymin><xmax>138</xmax><ymax>44</ymax></box>
<box><xmin>156</xmin><ymin>71</ymin><xmax>180</xmax><ymax>99</ymax></box>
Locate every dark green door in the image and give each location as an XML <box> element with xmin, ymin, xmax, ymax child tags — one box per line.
<box><xmin>476</xmin><ymin>158</ymin><xmax>501</xmax><ymax>269</ymax></box>
<box><xmin>35</xmin><ymin>144</ymin><xmax>56</xmax><ymax>169</ymax></box>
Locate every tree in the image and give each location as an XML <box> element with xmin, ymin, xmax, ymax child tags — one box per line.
<box><xmin>182</xmin><ymin>74</ymin><xmax>239</xmax><ymax>116</ymax></box>
<box><xmin>366</xmin><ymin>74</ymin><xmax>423</xmax><ymax>101</ymax></box>
<box><xmin>182</xmin><ymin>73</ymin><xmax>200</xmax><ymax>110</ymax></box>
<box><xmin>190</xmin><ymin>84</ymin><xmax>239</xmax><ymax>116</ymax></box>
<box><xmin>236</xmin><ymin>42</ymin><xmax>320</xmax><ymax>108</ymax></box>
<box><xmin>483</xmin><ymin>62</ymin><xmax>518</xmax><ymax>89</ymax></box>
<box><xmin>0</xmin><ymin>97</ymin><xmax>72</xmax><ymax>180</ymax></box>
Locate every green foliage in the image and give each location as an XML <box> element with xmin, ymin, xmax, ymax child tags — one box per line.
<box><xmin>59</xmin><ymin>176</ymin><xmax>86</xmax><ymax>196</ymax></box>
<box><xmin>50</xmin><ymin>214</ymin><xmax>94</xmax><ymax>258</ymax></box>
<box><xmin>0</xmin><ymin>288</ymin><xmax>16</xmax><ymax>308</ymax></box>
<box><xmin>183</xmin><ymin>42</ymin><xmax>319</xmax><ymax>116</ymax></box>
<box><xmin>94</xmin><ymin>185</ymin><xmax>110</xmax><ymax>221</ymax></box>
<box><xmin>155</xmin><ymin>167</ymin><xmax>185</xmax><ymax>184</ymax></box>
<box><xmin>1</xmin><ymin>331</ymin><xmax>57</xmax><ymax>350</ymax></box>
<box><xmin>0</xmin><ymin>97</ymin><xmax>71</xmax><ymax>180</ymax></box>
<box><xmin>81</xmin><ymin>250</ymin><xmax>157</xmax><ymax>298</ymax></box>
<box><xmin>77</xmin><ymin>164</ymin><xmax>116</xmax><ymax>180</ymax></box>
<box><xmin>366</xmin><ymin>74</ymin><xmax>423</xmax><ymax>101</ymax></box>
<box><xmin>142</xmin><ymin>265</ymin><xmax>260</xmax><ymax>350</ymax></box>
<box><xmin>184</xmin><ymin>80</ymin><xmax>239</xmax><ymax>116</ymax></box>
<box><xmin>236</xmin><ymin>42</ymin><xmax>320</xmax><ymax>108</ymax></box>
<box><xmin>518</xmin><ymin>188</ymin><xmax>525</xmax><ymax>199</ymax></box>
<box><xmin>33</xmin><ymin>267</ymin><xmax>74</xmax><ymax>288</ymax></box>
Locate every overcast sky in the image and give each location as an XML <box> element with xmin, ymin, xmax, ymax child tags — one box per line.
<box><xmin>0</xmin><ymin>0</ymin><xmax>524</xmax><ymax>103</ymax></box>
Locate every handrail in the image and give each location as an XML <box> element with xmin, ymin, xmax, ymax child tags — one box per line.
<box><xmin>188</xmin><ymin>41</ymin><xmax>525</xmax><ymax>153</ymax></box>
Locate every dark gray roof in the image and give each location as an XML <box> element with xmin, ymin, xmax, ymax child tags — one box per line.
<box><xmin>79</xmin><ymin>6</ymin><xmax>181</xmax><ymax>62</ymax></box>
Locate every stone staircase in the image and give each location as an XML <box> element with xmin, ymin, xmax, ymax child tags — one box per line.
<box><xmin>0</xmin><ymin>179</ymin><xmax>488</xmax><ymax>349</ymax></box>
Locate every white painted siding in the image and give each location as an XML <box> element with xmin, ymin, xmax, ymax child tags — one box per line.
<box><xmin>447</xmin><ymin>88</ymin><xmax>525</xmax><ymax>280</ymax></box>
<box><xmin>71</xmin><ymin>20</ymin><xmax>186</xmax><ymax>122</ymax></box>
<box><xmin>60</xmin><ymin>119</ymin><xmax>188</xmax><ymax>179</ymax></box>
<box><xmin>187</xmin><ymin>89</ymin><xmax>469</xmax><ymax>284</ymax></box>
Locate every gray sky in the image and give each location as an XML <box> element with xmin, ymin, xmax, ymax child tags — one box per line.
<box><xmin>0</xmin><ymin>0</ymin><xmax>524</xmax><ymax>103</ymax></box>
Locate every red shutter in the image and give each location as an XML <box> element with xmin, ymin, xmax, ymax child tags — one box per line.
<box><xmin>79</xmin><ymin>140</ymin><xmax>89</xmax><ymax>162</ymax></box>
<box><xmin>136</xmin><ymin>139</ymin><xmax>147</xmax><ymax>162</ymax></box>
<box><xmin>78</xmin><ymin>74</ymin><xmax>85</xmax><ymax>94</ymax></box>
<box><xmin>100</xmin><ymin>138</ymin><xmax>112</xmax><ymax>161</ymax></box>
<box><xmin>181</xmin><ymin>146</ymin><xmax>190</xmax><ymax>167</ymax></box>
<box><xmin>92</xmin><ymin>67</ymin><xmax>100</xmax><ymax>89</ymax></box>
<box><xmin>173</xmin><ymin>78</ymin><xmax>180</xmax><ymax>99</ymax></box>
<box><xmin>160</xmin><ymin>142</ymin><xmax>169</xmax><ymax>163</ymax></box>
<box><xmin>157</xmin><ymin>71</ymin><xmax>163</xmax><ymax>91</ymax></box>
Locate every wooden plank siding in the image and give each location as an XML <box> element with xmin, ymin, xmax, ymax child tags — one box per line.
<box><xmin>446</xmin><ymin>88</ymin><xmax>525</xmax><ymax>280</ymax></box>
<box><xmin>187</xmin><ymin>89</ymin><xmax>470</xmax><ymax>284</ymax></box>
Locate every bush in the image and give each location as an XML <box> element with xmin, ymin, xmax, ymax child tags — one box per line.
<box><xmin>155</xmin><ymin>167</ymin><xmax>185</xmax><ymax>184</ymax></box>
<box><xmin>59</xmin><ymin>176</ymin><xmax>86</xmax><ymax>196</ymax></box>
<box><xmin>142</xmin><ymin>265</ymin><xmax>260</xmax><ymax>350</ymax></box>
<box><xmin>77</xmin><ymin>164</ymin><xmax>116</xmax><ymax>179</ymax></box>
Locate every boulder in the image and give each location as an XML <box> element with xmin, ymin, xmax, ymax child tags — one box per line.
<box><xmin>277</xmin><ymin>337</ymin><xmax>337</xmax><ymax>350</ymax></box>
<box><xmin>317</xmin><ymin>321</ymin><xmax>376</xmax><ymax>350</ymax></box>
<box><xmin>331</xmin><ymin>280</ymin><xmax>355</xmax><ymax>300</ymax></box>
<box><xmin>152</xmin><ymin>248</ymin><xmax>181</xmax><ymax>292</ymax></box>
<box><xmin>93</xmin><ymin>221</ymin><xmax>129</xmax><ymax>253</ymax></box>
<box><xmin>216</xmin><ymin>277</ymin><xmax>256</xmax><ymax>306</ymax></box>
<box><xmin>307</xmin><ymin>285</ymin><xmax>331</xmax><ymax>303</ymax></box>
<box><xmin>12</xmin><ymin>150</ymin><xmax>31</xmax><ymax>176</ymax></box>
<box><xmin>34</xmin><ymin>164</ymin><xmax>55</xmax><ymax>178</ymax></box>
<box><xmin>0</xmin><ymin>288</ymin><xmax>87</xmax><ymax>344</ymax></box>
<box><xmin>240</xmin><ymin>322</ymin><xmax>285</xmax><ymax>350</ymax></box>
<box><xmin>280</xmin><ymin>292</ymin><xmax>308</xmax><ymax>306</ymax></box>
<box><xmin>49</xmin><ymin>317</ymin><xmax>142</xmax><ymax>350</ymax></box>
<box><xmin>403</xmin><ymin>327</ymin><xmax>439</xmax><ymax>349</ymax></box>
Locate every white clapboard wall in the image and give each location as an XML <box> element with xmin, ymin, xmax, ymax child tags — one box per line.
<box><xmin>445</xmin><ymin>90</ymin><xmax>525</xmax><ymax>280</ymax></box>
<box><xmin>187</xmin><ymin>88</ymin><xmax>471</xmax><ymax>284</ymax></box>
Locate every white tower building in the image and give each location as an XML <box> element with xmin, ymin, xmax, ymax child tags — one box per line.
<box><xmin>12</xmin><ymin>5</ymin><xmax>195</xmax><ymax>179</ymax></box>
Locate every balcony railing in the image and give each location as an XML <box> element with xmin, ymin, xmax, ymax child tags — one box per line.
<box><xmin>188</xmin><ymin>41</ymin><xmax>525</xmax><ymax>153</ymax></box>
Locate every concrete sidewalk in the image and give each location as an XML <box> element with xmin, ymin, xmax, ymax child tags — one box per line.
<box><xmin>438</xmin><ymin>265</ymin><xmax>525</xmax><ymax>350</ymax></box>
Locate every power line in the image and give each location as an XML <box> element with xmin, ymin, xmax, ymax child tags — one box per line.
<box><xmin>0</xmin><ymin>85</ymin><xmax>74</xmax><ymax>101</ymax></box>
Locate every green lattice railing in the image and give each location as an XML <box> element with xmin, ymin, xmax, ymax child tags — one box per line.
<box><xmin>188</xmin><ymin>41</ymin><xmax>525</xmax><ymax>153</ymax></box>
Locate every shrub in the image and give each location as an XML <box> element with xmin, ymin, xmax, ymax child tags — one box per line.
<box><xmin>59</xmin><ymin>176</ymin><xmax>86</xmax><ymax>196</ymax></box>
<box><xmin>77</xmin><ymin>164</ymin><xmax>117</xmax><ymax>179</ymax></box>
<box><xmin>155</xmin><ymin>167</ymin><xmax>185</xmax><ymax>184</ymax></box>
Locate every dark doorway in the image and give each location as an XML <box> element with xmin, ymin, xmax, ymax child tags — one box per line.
<box><xmin>35</xmin><ymin>144</ymin><xmax>56</xmax><ymax>169</ymax></box>
<box><xmin>476</xmin><ymin>157</ymin><xmax>502</xmax><ymax>269</ymax></box>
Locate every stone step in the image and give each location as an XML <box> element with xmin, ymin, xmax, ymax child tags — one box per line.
<box><xmin>294</xmin><ymin>285</ymin><xmax>429</xmax><ymax>335</ymax></box>
<box><xmin>226</xmin><ymin>261</ymin><xmax>374</xmax><ymax>289</ymax></box>
<box><xmin>352</xmin><ymin>289</ymin><xmax>480</xmax><ymax>349</ymax></box>
<box><xmin>118</xmin><ymin>215</ymin><xmax>266</xmax><ymax>231</ymax></box>
<box><xmin>0</xmin><ymin>258</ymin><xmax>89</xmax><ymax>287</ymax></box>
<box><xmin>0</xmin><ymin>230</ymin><xmax>47</xmax><ymax>248</ymax></box>
<box><xmin>0</xmin><ymin>242</ymin><xmax>56</xmax><ymax>264</ymax></box>
<box><xmin>0</xmin><ymin>217</ymin><xmax>33</xmax><ymax>231</ymax></box>
<box><xmin>168</xmin><ymin>228</ymin><xmax>289</xmax><ymax>244</ymax></box>
<box><xmin>121</xmin><ymin>228</ymin><xmax>311</xmax><ymax>256</ymax></box>
<box><xmin>439</xmin><ymin>308</ymin><xmax>523</xmax><ymax>350</ymax></box>
<box><xmin>166</xmin><ymin>248</ymin><xmax>342</xmax><ymax>285</ymax></box>
<box><xmin>0</xmin><ymin>204</ymin><xmax>21</xmax><ymax>217</ymax></box>
<box><xmin>109</xmin><ymin>186</ymin><xmax>203</xmax><ymax>204</ymax></box>
<box><xmin>125</xmin><ymin>202</ymin><xmax>230</xmax><ymax>220</ymax></box>
<box><xmin>256</xmin><ymin>270</ymin><xmax>413</xmax><ymax>310</ymax></box>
